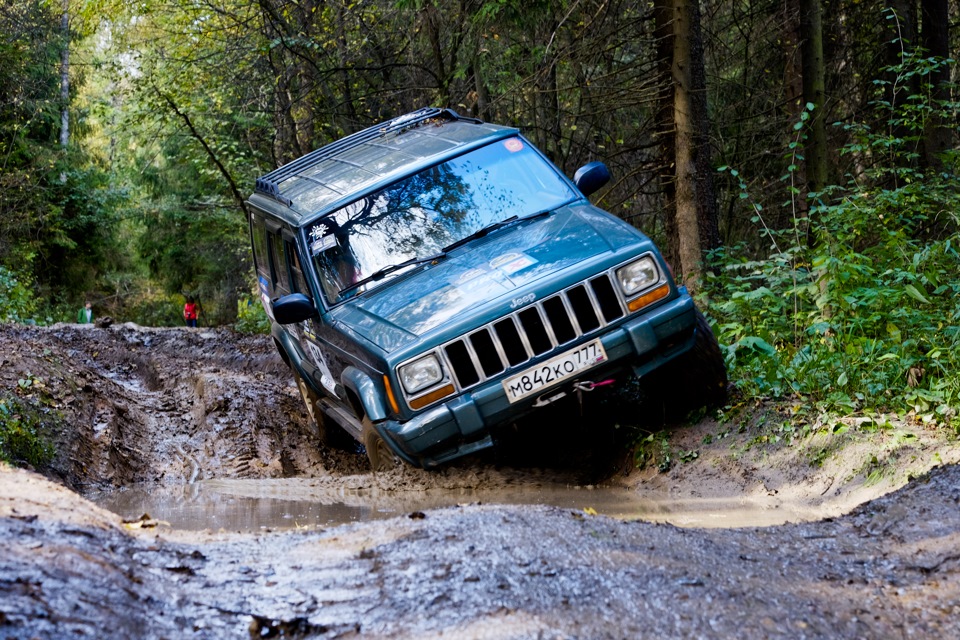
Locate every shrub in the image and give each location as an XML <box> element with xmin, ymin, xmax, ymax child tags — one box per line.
<box><xmin>0</xmin><ymin>266</ymin><xmax>38</xmax><ymax>323</ymax></box>
<box><xmin>234</xmin><ymin>293</ymin><xmax>270</xmax><ymax>334</ymax></box>
<box><xmin>0</xmin><ymin>392</ymin><xmax>55</xmax><ymax>468</ymax></box>
<box><xmin>706</xmin><ymin>48</ymin><xmax>960</xmax><ymax>429</ymax></box>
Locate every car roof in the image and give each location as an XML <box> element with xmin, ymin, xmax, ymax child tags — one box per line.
<box><xmin>252</xmin><ymin>108</ymin><xmax>517</xmax><ymax>224</ymax></box>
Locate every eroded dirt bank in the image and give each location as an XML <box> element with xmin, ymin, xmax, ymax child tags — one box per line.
<box><xmin>1</xmin><ymin>322</ymin><xmax>959</xmax><ymax>638</ymax></box>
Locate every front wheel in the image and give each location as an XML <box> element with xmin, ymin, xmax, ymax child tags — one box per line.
<box><xmin>362</xmin><ymin>416</ymin><xmax>402</xmax><ymax>472</ymax></box>
<box><xmin>643</xmin><ymin>307</ymin><xmax>728</xmax><ymax>423</ymax></box>
<box><xmin>293</xmin><ymin>369</ymin><xmax>348</xmax><ymax>447</ymax></box>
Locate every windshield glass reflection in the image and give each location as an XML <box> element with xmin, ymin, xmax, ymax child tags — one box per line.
<box><xmin>308</xmin><ymin>137</ymin><xmax>577</xmax><ymax>304</ymax></box>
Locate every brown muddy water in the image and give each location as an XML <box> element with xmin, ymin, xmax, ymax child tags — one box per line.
<box><xmin>87</xmin><ymin>478</ymin><xmax>801</xmax><ymax>532</ymax></box>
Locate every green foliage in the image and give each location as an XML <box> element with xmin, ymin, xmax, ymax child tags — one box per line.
<box><xmin>709</xmin><ymin>190</ymin><xmax>960</xmax><ymax>425</ymax></box>
<box><xmin>0</xmin><ymin>266</ymin><xmax>38</xmax><ymax>323</ymax></box>
<box><xmin>121</xmin><ymin>283</ymin><xmax>186</xmax><ymax>327</ymax></box>
<box><xmin>134</xmin><ymin>199</ymin><xmax>250</xmax><ymax>325</ymax></box>
<box><xmin>707</xmin><ymin>51</ymin><xmax>960</xmax><ymax>429</ymax></box>
<box><xmin>0</xmin><ymin>391</ymin><xmax>56</xmax><ymax>469</ymax></box>
<box><xmin>0</xmin><ymin>0</ymin><xmax>130</xmax><ymax>318</ymax></box>
<box><xmin>633</xmin><ymin>430</ymin><xmax>674</xmax><ymax>472</ymax></box>
<box><xmin>37</xmin><ymin>157</ymin><xmax>130</xmax><ymax>297</ymax></box>
<box><xmin>850</xmin><ymin>41</ymin><xmax>956</xmax><ymax>180</ymax></box>
<box><xmin>234</xmin><ymin>293</ymin><xmax>270</xmax><ymax>334</ymax></box>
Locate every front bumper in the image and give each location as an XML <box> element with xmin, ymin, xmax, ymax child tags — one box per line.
<box><xmin>373</xmin><ymin>293</ymin><xmax>697</xmax><ymax>468</ymax></box>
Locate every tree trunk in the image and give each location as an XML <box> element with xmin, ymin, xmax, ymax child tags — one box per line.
<box><xmin>59</xmin><ymin>0</ymin><xmax>69</xmax><ymax>183</ymax></box>
<box><xmin>59</xmin><ymin>0</ymin><xmax>69</xmax><ymax>150</ymax></box>
<box><xmin>799</xmin><ymin>0</ymin><xmax>831</xmax><ymax>318</ymax></box>
<box><xmin>920</xmin><ymin>0</ymin><xmax>950</xmax><ymax>170</ymax></box>
<box><xmin>799</xmin><ymin>0</ymin><xmax>827</xmax><ymax>197</ymax></box>
<box><xmin>655</xmin><ymin>0</ymin><xmax>717</xmax><ymax>292</ymax></box>
<box><xmin>654</xmin><ymin>0</ymin><xmax>677</xmax><ymax>269</ymax></box>
<box><xmin>689</xmin><ymin>0</ymin><xmax>719</xmax><ymax>257</ymax></box>
<box><xmin>783</xmin><ymin>0</ymin><xmax>809</xmax><ymax>221</ymax></box>
<box><xmin>423</xmin><ymin>3</ymin><xmax>450</xmax><ymax>107</ymax></box>
<box><xmin>672</xmin><ymin>0</ymin><xmax>703</xmax><ymax>294</ymax></box>
<box><xmin>880</xmin><ymin>0</ymin><xmax>918</xmax><ymax>184</ymax></box>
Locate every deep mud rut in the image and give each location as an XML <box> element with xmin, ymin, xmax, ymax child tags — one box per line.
<box><xmin>1</xmin><ymin>323</ymin><xmax>959</xmax><ymax>639</ymax></box>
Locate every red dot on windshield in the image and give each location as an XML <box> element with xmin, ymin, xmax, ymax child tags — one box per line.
<box><xmin>504</xmin><ymin>139</ymin><xmax>524</xmax><ymax>153</ymax></box>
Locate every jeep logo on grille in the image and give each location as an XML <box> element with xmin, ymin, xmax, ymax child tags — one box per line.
<box><xmin>510</xmin><ymin>293</ymin><xmax>536</xmax><ymax>309</ymax></box>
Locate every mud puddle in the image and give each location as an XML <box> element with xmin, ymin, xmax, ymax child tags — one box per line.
<box><xmin>87</xmin><ymin>477</ymin><xmax>808</xmax><ymax>531</ymax></box>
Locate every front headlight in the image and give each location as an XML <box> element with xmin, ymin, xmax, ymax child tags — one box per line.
<box><xmin>399</xmin><ymin>354</ymin><xmax>443</xmax><ymax>394</ymax></box>
<box><xmin>616</xmin><ymin>256</ymin><xmax>659</xmax><ymax>296</ymax></box>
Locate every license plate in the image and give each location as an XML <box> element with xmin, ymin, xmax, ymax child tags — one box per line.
<box><xmin>502</xmin><ymin>339</ymin><xmax>607</xmax><ymax>403</ymax></box>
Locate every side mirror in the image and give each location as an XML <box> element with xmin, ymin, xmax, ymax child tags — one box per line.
<box><xmin>573</xmin><ymin>161</ymin><xmax>611</xmax><ymax>197</ymax></box>
<box><xmin>272</xmin><ymin>293</ymin><xmax>316</xmax><ymax>325</ymax></box>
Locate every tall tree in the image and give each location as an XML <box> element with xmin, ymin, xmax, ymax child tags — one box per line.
<box><xmin>799</xmin><ymin>0</ymin><xmax>827</xmax><ymax>197</ymax></box>
<box><xmin>59</xmin><ymin>0</ymin><xmax>69</xmax><ymax>151</ymax></box>
<box><xmin>920</xmin><ymin>0</ymin><xmax>950</xmax><ymax>170</ymax></box>
<box><xmin>688</xmin><ymin>0</ymin><xmax>719</xmax><ymax>258</ymax></box>
<box><xmin>657</xmin><ymin>0</ymin><xmax>718</xmax><ymax>293</ymax></box>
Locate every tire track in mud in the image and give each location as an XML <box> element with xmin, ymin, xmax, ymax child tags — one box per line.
<box><xmin>0</xmin><ymin>323</ymin><xmax>366</xmax><ymax>490</ymax></box>
<box><xmin>189</xmin><ymin>372</ymin><xmax>285</xmax><ymax>480</ymax></box>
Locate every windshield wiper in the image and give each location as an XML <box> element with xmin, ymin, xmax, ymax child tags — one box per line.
<box><xmin>339</xmin><ymin>252</ymin><xmax>446</xmax><ymax>296</ymax></box>
<box><xmin>441</xmin><ymin>210</ymin><xmax>551</xmax><ymax>254</ymax></box>
<box><xmin>339</xmin><ymin>211</ymin><xmax>552</xmax><ymax>297</ymax></box>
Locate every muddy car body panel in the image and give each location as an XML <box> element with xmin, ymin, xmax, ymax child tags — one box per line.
<box><xmin>247</xmin><ymin>108</ymin><xmax>700</xmax><ymax>468</ymax></box>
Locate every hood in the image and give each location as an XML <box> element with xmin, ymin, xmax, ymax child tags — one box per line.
<box><xmin>335</xmin><ymin>204</ymin><xmax>641</xmax><ymax>352</ymax></box>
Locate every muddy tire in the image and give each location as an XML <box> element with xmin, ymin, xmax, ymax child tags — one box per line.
<box><xmin>643</xmin><ymin>307</ymin><xmax>728</xmax><ymax>423</ymax></box>
<box><xmin>293</xmin><ymin>369</ymin><xmax>347</xmax><ymax>447</ymax></box>
<box><xmin>362</xmin><ymin>416</ymin><xmax>402</xmax><ymax>472</ymax></box>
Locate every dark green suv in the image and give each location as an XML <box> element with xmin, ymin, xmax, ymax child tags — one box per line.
<box><xmin>247</xmin><ymin>108</ymin><xmax>726</xmax><ymax>470</ymax></box>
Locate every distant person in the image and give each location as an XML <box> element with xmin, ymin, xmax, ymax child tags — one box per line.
<box><xmin>77</xmin><ymin>301</ymin><xmax>93</xmax><ymax>324</ymax></box>
<box><xmin>183</xmin><ymin>297</ymin><xmax>199</xmax><ymax>328</ymax></box>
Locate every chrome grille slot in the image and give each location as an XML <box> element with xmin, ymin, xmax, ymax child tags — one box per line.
<box><xmin>567</xmin><ymin>284</ymin><xmax>600</xmax><ymax>333</ymax></box>
<box><xmin>469</xmin><ymin>329</ymin><xmax>504</xmax><ymax>377</ymax></box>
<box><xmin>493</xmin><ymin>318</ymin><xmax>528</xmax><ymax>366</ymax></box>
<box><xmin>517</xmin><ymin>308</ymin><xmax>551</xmax><ymax>355</ymax></box>
<box><xmin>591</xmin><ymin>275</ymin><xmax>622</xmax><ymax>322</ymax></box>
<box><xmin>444</xmin><ymin>341</ymin><xmax>479</xmax><ymax>387</ymax></box>
<box><xmin>442</xmin><ymin>273</ymin><xmax>628</xmax><ymax>391</ymax></box>
<box><xmin>543</xmin><ymin>296</ymin><xmax>575</xmax><ymax>344</ymax></box>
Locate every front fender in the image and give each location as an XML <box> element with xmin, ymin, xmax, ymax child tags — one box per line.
<box><xmin>342</xmin><ymin>366</ymin><xmax>388</xmax><ymax>422</ymax></box>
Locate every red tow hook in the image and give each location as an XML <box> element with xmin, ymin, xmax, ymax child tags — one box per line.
<box><xmin>573</xmin><ymin>379</ymin><xmax>615</xmax><ymax>392</ymax></box>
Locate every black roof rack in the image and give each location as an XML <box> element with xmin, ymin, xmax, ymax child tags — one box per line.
<box><xmin>254</xmin><ymin>108</ymin><xmax>481</xmax><ymax>205</ymax></box>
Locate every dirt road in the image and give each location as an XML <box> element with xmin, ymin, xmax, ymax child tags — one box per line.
<box><xmin>1</xmin><ymin>323</ymin><xmax>958</xmax><ymax>638</ymax></box>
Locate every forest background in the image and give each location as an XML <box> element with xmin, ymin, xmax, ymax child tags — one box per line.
<box><xmin>0</xmin><ymin>0</ymin><xmax>958</xmax><ymax>431</ymax></box>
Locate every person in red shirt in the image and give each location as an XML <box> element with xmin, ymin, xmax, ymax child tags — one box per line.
<box><xmin>183</xmin><ymin>296</ymin><xmax>199</xmax><ymax>328</ymax></box>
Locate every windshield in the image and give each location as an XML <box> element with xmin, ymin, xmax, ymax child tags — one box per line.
<box><xmin>307</xmin><ymin>137</ymin><xmax>577</xmax><ymax>305</ymax></box>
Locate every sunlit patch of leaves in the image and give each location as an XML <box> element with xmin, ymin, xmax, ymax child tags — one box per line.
<box><xmin>234</xmin><ymin>292</ymin><xmax>270</xmax><ymax>334</ymax></box>
<box><xmin>0</xmin><ymin>266</ymin><xmax>38</xmax><ymax>324</ymax></box>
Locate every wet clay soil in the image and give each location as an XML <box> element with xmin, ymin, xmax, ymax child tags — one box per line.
<box><xmin>1</xmin><ymin>323</ymin><xmax>959</xmax><ymax>639</ymax></box>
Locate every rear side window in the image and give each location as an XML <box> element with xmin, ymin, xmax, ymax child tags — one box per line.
<box><xmin>269</xmin><ymin>232</ymin><xmax>290</xmax><ymax>293</ymax></box>
<box><xmin>250</xmin><ymin>217</ymin><xmax>269</xmax><ymax>273</ymax></box>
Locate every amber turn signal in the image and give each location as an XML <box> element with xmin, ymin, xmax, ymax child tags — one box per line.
<box><xmin>384</xmin><ymin>375</ymin><xmax>401</xmax><ymax>414</ymax></box>
<box><xmin>408</xmin><ymin>384</ymin><xmax>456</xmax><ymax>410</ymax></box>
<box><xmin>626</xmin><ymin>283</ymin><xmax>670</xmax><ymax>313</ymax></box>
